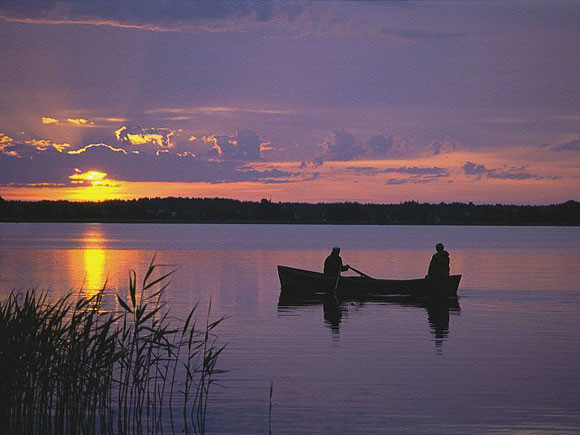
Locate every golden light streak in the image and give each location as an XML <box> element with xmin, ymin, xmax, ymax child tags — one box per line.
<box><xmin>94</xmin><ymin>117</ymin><xmax>130</xmax><ymax>123</ymax></box>
<box><xmin>0</xmin><ymin>14</ymin><xmax>177</xmax><ymax>32</ymax></box>
<box><xmin>41</xmin><ymin>117</ymin><xmax>59</xmax><ymax>124</ymax></box>
<box><xmin>0</xmin><ymin>12</ymin><xmax>252</xmax><ymax>34</ymax></box>
<box><xmin>67</xmin><ymin>143</ymin><xmax>128</xmax><ymax>155</ymax></box>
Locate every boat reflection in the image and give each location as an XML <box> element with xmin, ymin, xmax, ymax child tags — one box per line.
<box><xmin>278</xmin><ymin>293</ymin><xmax>461</xmax><ymax>345</ymax></box>
<box><xmin>322</xmin><ymin>294</ymin><xmax>343</xmax><ymax>334</ymax></box>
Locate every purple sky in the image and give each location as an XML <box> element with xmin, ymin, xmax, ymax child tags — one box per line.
<box><xmin>0</xmin><ymin>1</ymin><xmax>579</xmax><ymax>203</ymax></box>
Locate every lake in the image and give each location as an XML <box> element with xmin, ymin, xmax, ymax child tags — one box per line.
<box><xmin>1</xmin><ymin>223</ymin><xmax>579</xmax><ymax>434</ymax></box>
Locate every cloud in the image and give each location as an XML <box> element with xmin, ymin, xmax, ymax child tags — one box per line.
<box><xmin>115</xmin><ymin>126</ymin><xmax>175</xmax><ymax>149</ymax></box>
<box><xmin>67</xmin><ymin>118</ymin><xmax>92</xmax><ymax>126</ymax></box>
<box><xmin>3</xmin><ymin>124</ymin><xmax>271</xmax><ymax>168</ymax></box>
<box><xmin>346</xmin><ymin>166</ymin><xmax>381</xmax><ymax>176</ymax></box>
<box><xmin>0</xmin><ymin>1</ymin><xmax>312</xmax><ymax>33</ymax></box>
<box><xmin>27</xmin><ymin>139</ymin><xmax>72</xmax><ymax>153</ymax></box>
<box><xmin>386</xmin><ymin>178</ymin><xmax>409</xmax><ymax>185</ymax></box>
<box><xmin>345</xmin><ymin>165</ymin><xmax>449</xmax><ymax>183</ymax></box>
<box><xmin>300</xmin><ymin>157</ymin><xmax>324</xmax><ymax>169</ymax></box>
<box><xmin>0</xmin><ymin>132</ymin><xmax>18</xmax><ymax>157</ymax></box>
<box><xmin>0</xmin><ymin>182</ymin><xmax>68</xmax><ymax>188</ymax></box>
<box><xmin>487</xmin><ymin>171</ymin><xmax>538</xmax><ymax>180</ymax></box>
<box><xmin>323</xmin><ymin>129</ymin><xmax>364</xmax><ymax>161</ymax></box>
<box><xmin>383</xmin><ymin>166</ymin><xmax>448</xmax><ymax>176</ymax></box>
<box><xmin>381</xmin><ymin>27</ymin><xmax>466</xmax><ymax>42</ymax></box>
<box><xmin>552</xmin><ymin>114</ymin><xmax>580</xmax><ymax>121</ymax></box>
<box><xmin>1</xmin><ymin>137</ymin><xmax>73</xmax><ymax>157</ymax></box>
<box><xmin>431</xmin><ymin>140</ymin><xmax>456</xmax><ymax>156</ymax></box>
<box><xmin>0</xmin><ymin>133</ymin><xmax>13</xmax><ymax>144</ymax></box>
<box><xmin>67</xmin><ymin>143</ymin><xmax>130</xmax><ymax>155</ymax></box>
<box><xmin>194</xmin><ymin>130</ymin><xmax>265</xmax><ymax>161</ymax></box>
<box><xmin>463</xmin><ymin>161</ymin><xmax>487</xmax><ymax>176</ymax></box>
<box><xmin>322</xmin><ymin>129</ymin><xmax>415</xmax><ymax>160</ymax></box>
<box><xmin>553</xmin><ymin>138</ymin><xmax>580</xmax><ymax>152</ymax></box>
<box><xmin>382</xmin><ymin>166</ymin><xmax>449</xmax><ymax>185</ymax></box>
<box><xmin>366</xmin><ymin>135</ymin><xmax>394</xmax><ymax>155</ymax></box>
<box><xmin>481</xmin><ymin>116</ymin><xmax>527</xmax><ymax>124</ymax></box>
<box><xmin>42</xmin><ymin>117</ymin><xmax>95</xmax><ymax>126</ymax></box>
<box><xmin>0</xmin><ymin>141</ymin><xmax>295</xmax><ymax>187</ymax></box>
<box><xmin>147</xmin><ymin>106</ymin><xmax>293</xmax><ymax>116</ymax></box>
<box><xmin>463</xmin><ymin>161</ymin><xmax>551</xmax><ymax>181</ymax></box>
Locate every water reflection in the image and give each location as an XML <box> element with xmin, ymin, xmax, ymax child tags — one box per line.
<box><xmin>74</xmin><ymin>225</ymin><xmax>109</xmax><ymax>299</ymax></box>
<box><xmin>322</xmin><ymin>294</ymin><xmax>343</xmax><ymax>335</ymax></box>
<box><xmin>278</xmin><ymin>293</ymin><xmax>460</xmax><ymax>346</ymax></box>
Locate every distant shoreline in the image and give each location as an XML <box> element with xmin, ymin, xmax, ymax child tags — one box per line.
<box><xmin>0</xmin><ymin>218</ymin><xmax>579</xmax><ymax>227</ymax></box>
<box><xmin>1</xmin><ymin>197</ymin><xmax>579</xmax><ymax>226</ymax></box>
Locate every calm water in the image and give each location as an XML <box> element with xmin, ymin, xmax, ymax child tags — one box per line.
<box><xmin>1</xmin><ymin>223</ymin><xmax>580</xmax><ymax>434</ymax></box>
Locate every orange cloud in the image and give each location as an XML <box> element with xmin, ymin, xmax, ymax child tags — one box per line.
<box><xmin>41</xmin><ymin>116</ymin><xmax>94</xmax><ymax>126</ymax></box>
<box><xmin>115</xmin><ymin>126</ymin><xmax>175</xmax><ymax>149</ymax></box>
<box><xmin>41</xmin><ymin>117</ymin><xmax>59</xmax><ymax>124</ymax></box>
<box><xmin>0</xmin><ymin>132</ymin><xmax>13</xmax><ymax>143</ymax></box>
<box><xmin>0</xmin><ymin>133</ymin><xmax>19</xmax><ymax>156</ymax></box>
<box><xmin>67</xmin><ymin>118</ymin><xmax>91</xmax><ymax>126</ymax></box>
<box><xmin>27</xmin><ymin>139</ymin><xmax>71</xmax><ymax>152</ymax></box>
<box><xmin>202</xmin><ymin>135</ymin><xmax>223</xmax><ymax>155</ymax></box>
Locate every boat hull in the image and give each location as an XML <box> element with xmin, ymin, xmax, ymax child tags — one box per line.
<box><xmin>277</xmin><ymin>265</ymin><xmax>461</xmax><ymax>299</ymax></box>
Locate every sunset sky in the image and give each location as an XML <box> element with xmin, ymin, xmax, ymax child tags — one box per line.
<box><xmin>0</xmin><ymin>0</ymin><xmax>579</xmax><ymax>204</ymax></box>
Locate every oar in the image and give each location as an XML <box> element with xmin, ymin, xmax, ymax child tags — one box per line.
<box><xmin>330</xmin><ymin>271</ymin><xmax>341</xmax><ymax>306</ymax></box>
<box><xmin>348</xmin><ymin>266</ymin><xmax>374</xmax><ymax>279</ymax></box>
<box><xmin>333</xmin><ymin>270</ymin><xmax>341</xmax><ymax>292</ymax></box>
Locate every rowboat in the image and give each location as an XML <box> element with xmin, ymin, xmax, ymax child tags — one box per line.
<box><xmin>277</xmin><ymin>265</ymin><xmax>461</xmax><ymax>299</ymax></box>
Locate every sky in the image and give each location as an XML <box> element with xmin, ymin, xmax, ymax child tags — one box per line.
<box><xmin>0</xmin><ymin>0</ymin><xmax>579</xmax><ymax>204</ymax></box>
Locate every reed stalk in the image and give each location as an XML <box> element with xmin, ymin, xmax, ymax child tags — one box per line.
<box><xmin>0</xmin><ymin>259</ymin><xmax>225</xmax><ymax>434</ymax></box>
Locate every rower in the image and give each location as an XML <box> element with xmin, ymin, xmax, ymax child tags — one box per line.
<box><xmin>427</xmin><ymin>243</ymin><xmax>450</xmax><ymax>277</ymax></box>
<box><xmin>323</xmin><ymin>247</ymin><xmax>350</xmax><ymax>278</ymax></box>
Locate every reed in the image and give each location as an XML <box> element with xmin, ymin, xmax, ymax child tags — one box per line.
<box><xmin>0</xmin><ymin>259</ymin><xmax>225</xmax><ymax>434</ymax></box>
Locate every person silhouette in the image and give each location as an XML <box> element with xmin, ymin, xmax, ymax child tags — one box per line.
<box><xmin>427</xmin><ymin>243</ymin><xmax>450</xmax><ymax>277</ymax></box>
<box><xmin>323</xmin><ymin>247</ymin><xmax>350</xmax><ymax>278</ymax></box>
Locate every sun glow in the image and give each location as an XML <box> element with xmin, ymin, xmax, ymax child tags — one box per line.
<box><xmin>69</xmin><ymin>169</ymin><xmax>110</xmax><ymax>185</ymax></box>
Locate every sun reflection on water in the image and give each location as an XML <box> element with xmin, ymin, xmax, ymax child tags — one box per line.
<box><xmin>80</xmin><ymin>225</ymin><xmax>109</xmax><ymax>299</ymax></box>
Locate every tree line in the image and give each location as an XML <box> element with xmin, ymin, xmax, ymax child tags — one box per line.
<box><xmin>0</xmin><ymin>196</ymin><xmax>578</xmax><ymax>225</ymax></box>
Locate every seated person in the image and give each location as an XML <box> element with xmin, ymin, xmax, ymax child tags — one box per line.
<box><xmin>324</xmin><ymin>247</ymin><xmax>350</xmax><ymax>277</ymax></box>
<box><xmin>427</xmin><ymin>243</ymin><xmax>450</xmax><ymax>277</ymax></box>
